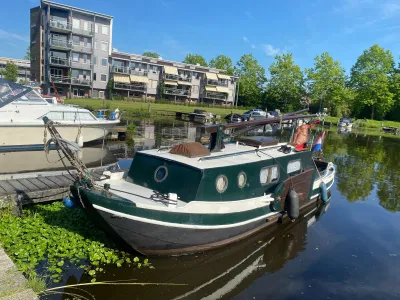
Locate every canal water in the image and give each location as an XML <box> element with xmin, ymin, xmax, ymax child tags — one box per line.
<box><xmin>5</xmin><ymin>120</ymin><xmax>400</xmax><ymax>299</ymax></box>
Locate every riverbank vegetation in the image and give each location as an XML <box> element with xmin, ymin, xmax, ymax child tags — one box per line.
<box><xmin>0</xmin><ymin>202</ymin><xmax>152</xmax><ymax>290</ymax></box>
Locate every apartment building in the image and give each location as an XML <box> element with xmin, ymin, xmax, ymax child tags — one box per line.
<box><xmin>111</xmin><ymin>52</ymin><xmax>238</xmax><ymax>105</ymax></box>
<box><xmin>0</xmin><ymin>57</ymin><xmax>30</xmax><ymax>83</ymax></box>
<box><xmin>30</xmin><ymin>0</ymin><xmax>113</xmax><ymax>98</ymax></box>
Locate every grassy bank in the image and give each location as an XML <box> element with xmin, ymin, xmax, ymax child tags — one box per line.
<box><xmin>324</xmin><ymin>116</ymin><xmax>400</xmax><ymax>129</ymax></box>
<box><xmin>64</xmin><ymin>99</ymin><xmax>247</xmax><ymax>116</ymax></box>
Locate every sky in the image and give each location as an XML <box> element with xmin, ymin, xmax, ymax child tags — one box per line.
<box><xmin>1</xmin><ymin>0</ymin><xmax>400</xmax><ymax>75</ymax></box>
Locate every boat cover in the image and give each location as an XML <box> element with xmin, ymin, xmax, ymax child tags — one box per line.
<box><xmin>169</xmin><ymin>142</ymin><xmax>210</xmax><ymax>158</ymax></box>
<box><xmin>0</xmin><ymin>79</ymin><xmax>34</xmax><ymax>108</ymax></box>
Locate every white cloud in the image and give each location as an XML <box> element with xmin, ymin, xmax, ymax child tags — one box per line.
<box><xmin>262</xmin><ymin>44</ymin><xmax>281</xmax><ymax>57</ymax></box>
<box><xmin>0</xmin><ymin>29</ymin><xmax>29</xmax><ymax>43</ymax></box>
<box><xmin>243</xmin><ymin>36</ymin><xmax>249</xmax><ymax>42</ymax></box>
<box><xmin>251</xmin><ymin>44</ymin><xmax>256</xmax><ymax>49</ymax></box>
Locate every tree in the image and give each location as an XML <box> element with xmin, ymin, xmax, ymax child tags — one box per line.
<box><xmin>183</xmin><ymin>53</ymin><xmax>208</xmax><ymax>67</ymax></box>
<box><xmin>142</xmin><ymin>51</ymin><xmax>159</xmax><ymax>58</ymax></box>
<box><xmin>2</xmin><ymin>61</ymin><xmax>19</xmax><ymax>82</ymax></box>
<box><xmin>350</xmin><ymin>44</ymin><xmax>395</xmax><ymax>120</ymax></box>
<box><xmin>265</xmin><ymin>53</ymin><xmax>305</xmax><ymax>112</ymax></box>
<box><xmin>209</xmin><ymin>55</ymin><xmax>234</xmax><ymax>75</ymax></box>
<box><xmin>235</xmin><ymin>53</ymin><xmax>266</xmax><ymax>107</ymax></box>
<box><xmin>306</xmin><ymin>52</ymin><xmax>350</xmax><ymax>116</ymax></box>
<box><xmin>24</xmin><ymin>46</ymin><xmax>30</xmax><ymax>61</ymax></box>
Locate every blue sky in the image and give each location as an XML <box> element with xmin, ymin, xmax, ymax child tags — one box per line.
<box><xmin>1</xmin><ymin>0</ymin><xmax>400</xmax><ymax>74</ymax></box>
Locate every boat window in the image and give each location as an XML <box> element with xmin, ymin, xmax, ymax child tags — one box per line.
<box><xmin>41</xmin><ymin>111</ymin><xmax>97</xmax><ymax>121</ymax></box>
<box><xmin>238</xmin><ymin>172</ymin><xmax>247</xmax><ymax>189</ymax></box>
<box><xmin>216</xmin><ymin>175</ymin><xmax>228</xmax><ymax>193</ymax></box>
<box><xmin>154</xmin><ymin>166</ymin><xmax>168</xmax><ymax>183</ymax></box>
<box><xmin>12</xmin><ymin>90</ymin><xmax>47</xmax><ymax>104</ymax></box>
<box><xmin>287</xmin><ymin>160</ymin><xmax>301</xmax><ymax>174</ymax></box>
<box><xmin>260</xmin><ymin>165</ymin><xmax>279</xmax><ymax>185</ymax></box>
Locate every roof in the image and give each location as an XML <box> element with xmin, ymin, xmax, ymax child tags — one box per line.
<box><xmin>41</xmin><ymin>0</ymin><xmax>113</xmax><ymax>19</ymax></box>
<box><xmin>139</xmin><ymin>142</ymin><xmax>301</xmax><ymax>170</ymax></box>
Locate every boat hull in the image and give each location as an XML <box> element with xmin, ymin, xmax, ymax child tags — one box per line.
<box><xmin>0</xmin><ymin>123</ymin><xmax>116</xmax><ymax>151</ymax></box>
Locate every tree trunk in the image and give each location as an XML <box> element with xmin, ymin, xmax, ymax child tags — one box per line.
<box><xmin>371</xmin><ymin>106</ymin><xmax>374</xmax><ymax>120</ymax></box>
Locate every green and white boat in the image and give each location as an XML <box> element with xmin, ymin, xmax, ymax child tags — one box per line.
<box><xmin>47</xmin><ymin>113</ymin><xmax>335</xmax><ymax>256</ymax></box>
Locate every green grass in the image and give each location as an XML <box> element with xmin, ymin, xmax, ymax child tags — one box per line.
<box><xmin>324</xmin><ymin>116</ymin><xmax>400</xmax><ymax>129</ymax></box>
<box><xmin>26</xmin><ymin>274</ymin><xmax>47</xmax><ymax>294</ymax></box>
<box><xmin>64</xmin><ymin>99</ymin><xmax>247</xmax><ymax>116</ymax></box>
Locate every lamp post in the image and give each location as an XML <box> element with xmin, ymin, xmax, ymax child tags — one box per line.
<box><xmin>235</xmin><ymin>75</ymin><xmax>241</xmax><ymax>108</ymax></box>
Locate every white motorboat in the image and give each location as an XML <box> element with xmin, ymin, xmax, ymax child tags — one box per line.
<box><xmin>337</xmin><ymin>117</ymin><xmax>353</xmax><ymax>128</ymax></box>
<box><xmin>0</xmin><ymin>79</ymin><xmax>119</xmax><ymax>152</ymax></box>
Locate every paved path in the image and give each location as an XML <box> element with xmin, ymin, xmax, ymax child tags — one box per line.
<box><xmin>0</xmin><ymin>246</ymin><xmax>37</xmax><ymax>300</ymax></box>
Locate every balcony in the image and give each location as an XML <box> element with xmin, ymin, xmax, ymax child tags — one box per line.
<box><xmin>50</xmin><ymin>75</ymin><xmax>71</xmax><ymax>84</ymax></box>
<box><xmin>49</xmin><ymin>39</ymin><xmax>72</xmax><ymax>50</ymax></box>
<box><xmin>72</xmin><ymin>43</ymin><xmax>92</xmax><ymax>54</ymax></box>
<box><xmin>49</xmin><ymin>57</ymin><xmax>70</xmax><ymax>67</ymax></box>
<box><xmin>49</xmin><ymin>19</ymin><xmax>72</xmax><ymax>33</ymax></box>
<box><xmin>165</xmin><ymin>73</ymin><xmax>179</xmax><ymax>81</ymax></box>
<box><xmin>114</xmin><ymin>82</ymin><xmax>146</xmax><ymax>92</ymax></box>
<box><xmin>206</xmin><ymin>79</ymin><xmax>229</xmax><ymax>87</ymax></box>
<box><xmin>71</xmin><ymin>61</ymin><xmax>91</xmax><ymax>70</ymax></box>
<box><xmin>204</xmin><ymin>92</ymin><xmax>227</xmax><ymax>101</ymax></box>
<box><xmin>72</xmin><ymin>26</ymin><xmax>94</xmax><ymax>37</ymax></box>
<box><xmin>71</xmin><ymin>78</ymin><xmax>92</xmax><ymax>86</ymax></box>
<box><xmin>164</xmin><ymin>88</ymin><xmax>190</xmax><ymax>96</ymax></box>
<box><xmin>178</xmin><ymin>75</ymin><xmax>192</xmax><ymax>83</ymax></box>
<box><xmin>112</xmin><ymin>66</ymin><xmax>148</xmax><ymax>76</ymax></box>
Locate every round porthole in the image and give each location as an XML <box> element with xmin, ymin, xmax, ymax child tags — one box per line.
<box><xmin>154</xmin><ymin>166</ymin><xmax>168</xmax><ymax>182</ymax></box>
<box><xmin>238</xmin><ymin>172</ymin><xmax>247</xmax><ymax>189</ymax></box>
<box><xmin>216</xmin><ymin>175</ymin><xmax>228</xmax><ymax>193</ymax></box>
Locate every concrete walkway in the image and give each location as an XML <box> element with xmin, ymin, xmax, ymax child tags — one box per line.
<box><xmin>0</xmin><ymin>246</ymin><xmax>37</xmax><ymax>300</ymax></box>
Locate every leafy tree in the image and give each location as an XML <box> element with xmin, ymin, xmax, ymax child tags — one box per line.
<box><xmin>2</xmin><ymin>61</ymin><xmax>19</xmax><ymax>82</ymax></box>
<box><xmin>142</xmin><ymin>51</ymin><xmax>159</xmax><ymax>58</ymax></box>
<box><xmin>209</xmin><ymin>55</ymin><xmax>234</xmax><ymax>75</ymax></box>
<box><xmin>306</xmin><ymin>52</ymin><xmax>350</xmax><ymax>116</ymax></box>
<box><xmin>235</xmin><ymin>53</ymin><xmax>266</xmax><ymax>107</ymax></box>
<box><xmin>266</xmin><ymin>53</ymin><xmax>305</xmax><ymax>112</ymax></box>
<box><xmin>350</xmin><ymin>44</ymin><xmax>395</xmax><ymax>120</ymax></box>
<box><xmin>24</xmin><ymin>46</ymin><xmax>30</xmax><ymax>61</ymax></box>
<box><xmin>183</xmin><ymin>53</ymin><xmax>208</xmax><ymax>67</ymax></box>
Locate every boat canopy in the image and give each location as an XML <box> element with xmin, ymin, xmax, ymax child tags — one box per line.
<box><xmin>0</xmin><ymin>79</ymin><xmax>36</xmax><ymax>108</ymax></box>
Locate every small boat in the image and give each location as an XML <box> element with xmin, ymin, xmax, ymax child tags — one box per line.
<box><xmin>382</xmin><ymin>126</ymin><xmax>399</xmax><ymax>134</ymax></box>
<box><xmin>46</xmin><ymin>112</ymin><xmax>335</xmax><ymax>256</ymax></box>
<box><xmin>337</xmin><ymin>117</ymin><xmax>353</xmax><ymax>128</ymax></box>
<box><xmin>0</xmin><ymin>79</ymin><xmax>120</xmax><ymax>152</ymax></box>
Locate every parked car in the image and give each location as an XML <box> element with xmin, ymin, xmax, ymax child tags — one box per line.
<box><xmin>242</xmin><ymin>109</ymin><xmax>267</xmax><ymax>120</ymax></box>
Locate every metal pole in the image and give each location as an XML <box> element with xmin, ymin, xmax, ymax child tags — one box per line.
<box><xmin>235</xmin><ymin>75</ymin><xmax>240</xmax><ymax>108</ymax></box>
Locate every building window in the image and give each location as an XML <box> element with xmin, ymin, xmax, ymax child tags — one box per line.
<box><xmin>72</xmin><ymin>35</ymin><xmax>79</xmax><ymax>44</ymax></box>
<box><xmin>72</xmin><ymin>19</ymin><xmax>80</xmax><ymax>29</ymax></box>
<box><xmin>102</xmin><ymin>25</ymin><xmax>109</xmax><ymax>35</ymax></box>
<box><xmin>72</xmin><ymin>70</ymin><xmax>79</xmax><ymax>78</ymax></box>
<box><xmin>94</xmin><ymin>40</ymin><xmax>97</xmax><ymax>49</ymax></box>
<box><xmin>101</xmin><ymin>41</ymin><xmax>108</xmax><ymax>51</ymax></box>
<box><xmin>83</xmin><ymin>21</ymin><xmax>89</xmax><ymax>31</ymax></box>
<box><xmin>99</xmin><ymin>91</ymin><xmax>104</xmax><ymax>98</ymax></box>
<box><xmin>101</xmin><ymin>58</ymin><xmax>108</xmax><ymax>67</ymax></box>
<box><xmin>260</xmin><ymin>165</ymin><xmax>279</xmax><ymax>185</ymax></box>
<box><xmin>101</xmin><ymin>74</ymin><xmax>107</xmax><ymax>82</ymax></box>
<box><xmin>72</xmin><ymin>53</ymin><xmax>79</xmax><ymax>62</ymax></box>
<box><xmin>95</xmin><ymin>24</ymin><xmax>99</xmax><ymax>33</ymax></box>
<box><xmin>73</xmin><ymin>88</ymin><xmax>78</xmax><ymax>96</ymax></box>
<box><xmin>83</xmin><ymin>54</ymin><xmax>88</xmax><ymax>64</ymax></box>
<box><xmin>93</xmin><ymin>73</ymin><xmax>97</xmax><ymax>81</ymax></box>
<box><xmin>287</xmin><ymin>160</ymin><xmax>301</xmax><ymax>174</ymax></box>
<box><xmin>93</xmin><ymin>56</ymin><xmax>97</xmax><ymax>66</ymax></box>
<box><xmin>79</xmin><ymin>89</ymin><xmax>85</xmax><ymax>97</ymax></box>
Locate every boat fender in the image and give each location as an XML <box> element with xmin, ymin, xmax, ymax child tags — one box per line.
<box><xmin>62</xmin><ymin>196</ymin><xmax>76</xmax><ymax>208</ymax></box>
<box><xmin>287</xmin><ymin>189</ymin><xmax>299</xmax><ymax>220</ymax></box>
<box><xmin>320</xmin><ymin>182</ymin><xmax>328</xmax><ymax>202</ymax></box>
<box><xmin>76</xmin><ymin>134</ymin><xmax>84</xmax><ymax>148</ymax></box>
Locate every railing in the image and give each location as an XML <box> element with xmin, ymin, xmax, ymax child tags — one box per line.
<box><xmin>164</xmin><ymin>88</ymin><xmax>190</xmax><ymax>96</ymax></box>
<box><xmin>206</xmin><ymin>79</ymin><xmax>229</xmax><ymax>87</ymax></box>
<box><xmin>111</xmin><ymin>66</ymin><xmax>148</xmax><ymax>76</ymax></box>
<box><xmin>50</xmin><ymin>38</ymin><xmax>72</xmax><ymax>49</ymax></box>
<box><xmin>204</xmin><ymin>92</ymin><xmax>227</xmax><ymax>100</ymax></box>
<box><xmin>50</xmin><ymin>75</ymin><xmax>71</xmax><ymax>83</ymax></box>
<box><xmin>71</xmin><ymin>61</ymin><xmax>91</xmax><ymax>70</ymax></box>
<box><xmin>71</xmin><ymin>77</ymin><xmax>92</xmax><ymax>85</ymax></box>
<box><xmin>72</xmin><ymin>26</ymin><xmax>94</xmax><ymax>36</ymax></box>
<box><xmin>72</xmin><ymin>43</ymin><xmax>92</xmax><ymax>53</ymax></box>
<box><xmin>49</xmin><ymin>19</ymin><xmax>72</xmax><ymax>31</ymax></box>
<box><xmin>165</xmin><ymin>73</ymin><xmax>179</xmax><ymax>81</ymax></box>
<box><xmin>49</xmin><ymin>56</ymin><xmax>70</xmax><ymax>67</ymax></box>
<box><xmin>178</xmin><ymin>75</ymin><xmax>192</xmax><ymax>83</ymax></box>
<box><xmin>114</xmin><ymin>82</ymin><xmax>146</xmax><ymax>92</ymax></box>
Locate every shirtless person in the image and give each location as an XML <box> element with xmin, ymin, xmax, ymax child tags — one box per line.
<box><xmin>291</xmin><ymin>122</ymin><xmax>316</xmax><ymax>151</ymax></box>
